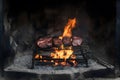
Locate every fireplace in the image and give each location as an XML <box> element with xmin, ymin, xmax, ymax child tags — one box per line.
<box><xmin>32</xmin><ymin>18</ymin><xmax>89</xmax><ymax>68</ymax></box>
<box><xmin>0</xmin><ymin>0</ymin><xmax>116</xmax><ymax>80</ymax></box>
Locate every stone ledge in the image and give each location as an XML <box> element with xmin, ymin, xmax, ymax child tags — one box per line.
<box><xmin>4</xmin><ymin>59</ymin><xmax>113</xmax><ymax>80</ymax></box>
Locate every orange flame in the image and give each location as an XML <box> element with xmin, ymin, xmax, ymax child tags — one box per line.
<box><xmin>50</xmin><ymin>18</ymin><xmax>77</xmax><ymax>66</ymax></box>
<box><xmin>62</xmin><ymin>18</ymin><xmax>76</xmax><ymax>38</ymax></box>
<box><xmin>35</xmin><ymin>18</ymin><xmax>77</xmax><ymax>66</ymax></box>
<box><xmin>35</xmin><ymin>54</ymin><xmax>40</xmax><ymax>59</ymax></box>
<box><xmin>50</xmin><ymin>48</ymin><xmax>73</xmax><ymax>59</ymax></box>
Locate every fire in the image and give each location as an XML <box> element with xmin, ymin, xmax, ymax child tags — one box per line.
<box><xmin>35</xmin><ymin>54</ymin><xmax>39</xmax><ymax>59</ymax></box>
<box><xmin>62</xmin><ymin>18</ymin><xmax>76</xmax><ymax>38</ymax></box>
<box><xmin>50</xmin><ymin>49</ymin><xmax>73</xmax><ymax>59</ymax></box>
<box><xmin>35</xmin><ymin>18</ymin><xmax>77</xmax><ymax>66</ymax></box>
<box><xmin>50</xmin><ymin>18</ymin><xmax>77</xmax><ymax>66</ymax></box>
<box><xmin>59</xmin><ymin>18</ymin><xmax>76</xmax><ymax>39</ymax></box>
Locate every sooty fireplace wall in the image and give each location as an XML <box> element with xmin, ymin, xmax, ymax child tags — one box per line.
<box><xmin>0</xmin><ymin>0</ymin><xmax>116</xmax><ymax>80</ymax></box>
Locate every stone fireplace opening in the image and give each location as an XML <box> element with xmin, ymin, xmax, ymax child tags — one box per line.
<box><xmin>0</xmin><ymin>0</ymin><xmax>116</xmax><ymax>80</ymax></box>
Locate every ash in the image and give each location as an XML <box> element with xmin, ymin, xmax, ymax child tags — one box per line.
<box><xmin>13</xmin><ymin>54</ymin><xmax>32</xmax><ymax>69</ymax></box>
<box><xmin>33</xmin><ymin>59</ymin><xmax>105</xmax><ymax>70</ymax></box>
<box><xmin>5</xmin><ymin>58</ymin><xmax>108</xmax><ymax>75</ymax></box>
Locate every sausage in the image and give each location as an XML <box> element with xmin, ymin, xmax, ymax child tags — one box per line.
<box><xmin>72</xmin><ymin>36</ymin><xmax>82</xmax><ymax>46</ymax></box>
<box><xmin>62</xmin><ymin>37</ymin><xmax>72</xmax><ymax>46</ymax></box>
<box><xmin>37</xmin><ymin>37</ymin><xmax>52</xmax><ymax>48</ymax></box>
<box><xmin>53</xmin><ymin>37</ymin><xmax>62</xmax><ymax>47</ymax></box>
<box><xmin>37</xmin><ymin>36</ymin><xmax>83</xmax><ymax>48</ymax></box>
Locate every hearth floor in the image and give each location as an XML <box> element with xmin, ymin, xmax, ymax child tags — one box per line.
<box><xmin>2</xmin><ymin>59</ymin><xmax>115</xmax><ymax>80</ymax></box>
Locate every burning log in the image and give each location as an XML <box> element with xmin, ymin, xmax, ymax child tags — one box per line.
<box><xmin>35</xmin><ymin>61</ymin><xmax>55</xmax><ymax>66</ymax></box>
<box><xmin>35</xmin><ymin>57</ymin><xmax>86</xmax><ymax>66</ymax></box>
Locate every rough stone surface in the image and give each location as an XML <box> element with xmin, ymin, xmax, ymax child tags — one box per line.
<box><xmin>4</xmin><ymin>58</ymin><xmax>114</xmax><ymax>80</ymax></box>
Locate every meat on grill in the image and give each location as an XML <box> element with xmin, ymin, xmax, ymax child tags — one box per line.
<box><xmin>37</xmin><ymin>37</ymin><xmax>52</xmax><ymax>48</ymax></box>
<box><xmin>72</xmin><ymin>36</ymin><xmax>83</xmax><ymax>46</ymax></box>
<box><xmin>53</xmin><ymin>38</ymin><xmax>62</xmax><ymax>46</ymax></box>
<box><xmin>62</xmin><ymin>37</ymin><xmax>72</xmax><ymax>46</ymax></box>
<box><xmin>37</xmin><ymin>36</ymin><xmax>83</xmax><ymax>48</ymax></box>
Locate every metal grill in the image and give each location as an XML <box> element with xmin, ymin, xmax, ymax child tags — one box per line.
<box><xmin>32</xmin><ymin>45</ymin><xmax>89</xmax><ymax>68</ymax></box>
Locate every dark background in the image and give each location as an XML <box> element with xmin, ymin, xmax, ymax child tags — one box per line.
<box><xmin>0</xmin><ymin>0</ymin><xmax>118</xmax><ymax>77</ymax></box>
<box><xmin>7</xmin><ymin>0</ymin><xmax>115</xmax><ymax>20</ymax></box>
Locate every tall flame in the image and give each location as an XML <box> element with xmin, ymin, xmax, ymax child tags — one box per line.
<box><xmin>62</xmin><ymin>18</ymin><xmax>76</xmax><ymax>38</ymax></box>
<box><xmin>59</xmin><ymin>18</ymin><xmax>76</xmax><ymax>39</ymax></box>
<box><xmin>35</xmin><ymin>18</ymin><xmax>77</xmax><ymax>66</ymax></box>
<box><xmin>51</xmin><ymin>18</ymin><xmax>77</xmax><ymax>66</ymax></box>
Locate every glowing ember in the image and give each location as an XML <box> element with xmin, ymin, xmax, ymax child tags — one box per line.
<box><xmin>35</xmin><ymin>18</ymin><xmax>77</xmax><ymax>66</ymax></box>
<box><xmin>35</xmin><ymin>54</ymin><xmax>40</xmax><ymax>59</ymax></box>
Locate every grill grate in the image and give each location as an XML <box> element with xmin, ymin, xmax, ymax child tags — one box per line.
<box><xmin>32</xmin><ymin>45</ymin><xmax>89</xmax><ymax>68</ymax></box>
